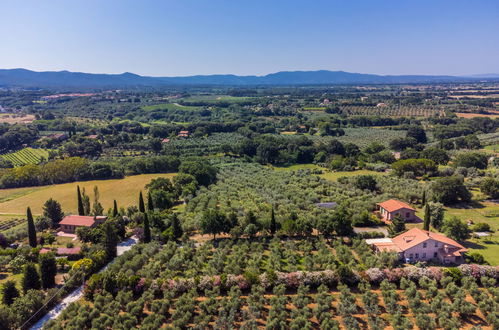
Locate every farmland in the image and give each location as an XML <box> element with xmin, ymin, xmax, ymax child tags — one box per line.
<box><xmin>0</xmin><ymin>173</ymin><xmax>176</xmax><ymax>216</ymax></box>
<box><xmin>0</xmin><ymin>113</ymin><xmax>35</xmax><ymax>124</ymax></box>
<box><xmin>341</xmin><ymin>105</ymin><xmax>444</xmax><ymax>117</ymax></box>
<box><xmin>336</xmin><ymin>127</ymin><xmax>407</xmax><ymax>148</ymax></box>
<box><xmin>46</xmin><ymin>239</ymin><xmax>499</xmax><ymax>330</ymax></box>
<box><xmin>142</xmin><ymin>103</ymin><xmax>202</xmax><ymax>111</ymax></box>
<box><xmin>0</xmin><ymin>147</ymin><xmax>51</xmax><ymax>166</ymax></box>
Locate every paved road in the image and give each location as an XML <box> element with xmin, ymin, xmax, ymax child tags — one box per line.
<box><xmin>30</xmin><ymin>236</ymin><xmax>138</xmax><ymax>330</ymax></box>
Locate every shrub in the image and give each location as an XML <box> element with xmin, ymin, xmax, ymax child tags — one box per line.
<box><xmin>472</xmin><ymin>222</ymin><xmax>491</xmax><ymax>232</ymax></box>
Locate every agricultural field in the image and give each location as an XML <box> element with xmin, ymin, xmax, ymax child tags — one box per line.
<box><xmin>0</xmin><ymin>147</ymin><xmax>51</xmax><ymax>166</ymax></box>
<box><xmin>183</xmin><ymin>161</ymin><xmax>423</xmax><ymax>231</ymax></box>
<box><xmin>142</xmin><ymin>103</ymin><xmax>202</xmax><ymax>111</ymax></box>
<box><xmin>0</xmin><ymin>173</ymin><xmax>176</xmax><ymax>216</ymax></box>
<box><xmin>336</xmin><ymin>127</ymin><xmax>407</xmax><ymax>148</ymax></box>
<box><xmin>46</xmin><ymin>240</ymin><xmax>499</xmax><ymax>330</ymax></box>
<box><xmin>0</xmin><ymin>113</ymin><xmax>35</xmax><ymax>124</ymax></box>
<box><xmin>163</xmin><ymin>133</ymin><xmax>246</xmax><ymax>157</ymax></box>
<box><xmin>456</xmin><ymin>112</ymin><xmax>499</xmax><ymax>119</ymax></box>
<box><xmin>341</xmin><ymin>105</ymin><xmax>444</xmax><ymax>117</ymax></box>
<box><xmin>179</xmin><ymin>95</ymin><xmax>255</xmax><ymax>103</ymax></box>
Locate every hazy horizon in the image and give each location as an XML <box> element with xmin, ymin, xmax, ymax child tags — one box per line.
<box><xmin>1</xmin><ymin>0</ymin><xmax>498</xmax><ymax>77</ymax></box>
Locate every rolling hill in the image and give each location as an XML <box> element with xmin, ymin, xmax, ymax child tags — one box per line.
<box><xmin>0</xmin><ymin>68</ymin><xmax>495</xmax><ymax>88</ymax></box>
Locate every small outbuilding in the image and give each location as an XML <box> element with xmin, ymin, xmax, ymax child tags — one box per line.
<box><xmin>376</xmin><ymin>199</ymin><xmax>417</xmax><ymax>223</ymax></box>
<box><xmin>59</xmin><ymin>215</ymin><xmax>107</xmax><ymax>234</ymax></box>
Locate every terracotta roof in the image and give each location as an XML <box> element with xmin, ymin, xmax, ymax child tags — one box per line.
<box><xmin>59</xmin><ymin>215</ymin><xmax>96</xmax><ymax>227</ymax></box>
<box><xmin>161</xmin><ymin>138</ymin><xmax>170</xmax><ymax>143</ymax></box>
<box><xmin>392</xmin><ymin>227</ymin><xmax>466</xmax><ymax>252</ymax></box>
<box><xmin>377</xmin><ymin>199</ymin><xmax>415</xmax><ymax>212</ymax></box>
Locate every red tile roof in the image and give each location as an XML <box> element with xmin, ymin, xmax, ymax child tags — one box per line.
<box><xmin>377</xmin><ymin>199</ymin><xmax>415</xmax><ymax>212</ymax></box>
<box><xmin>391</xmin><ymin>227</ymin><xmax>466</xmax><ymax>252</ymax></box>
<box><xmin>59</xmin><ymin>215</ymin><xmax>96</xmax><ymax>227</ymax></box>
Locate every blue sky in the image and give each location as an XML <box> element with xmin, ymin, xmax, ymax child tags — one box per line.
<box><xmin>0</xmin><ymin>0</ymin><xmax>498</xmax><ymax>76</ymax></box>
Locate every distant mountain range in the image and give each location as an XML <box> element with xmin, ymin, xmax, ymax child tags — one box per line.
<box><xmin>0</xmin><ymin>68</ymin><xmax>497</xmax><ymax>89</ymax></box>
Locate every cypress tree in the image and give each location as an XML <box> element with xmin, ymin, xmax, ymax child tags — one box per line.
<box><xmin>27</xmin><ymin>207</ymin><xmax>37</xmax><ymax>248</ymax></box>
<box><xmin>112</xmin><ymin>200</ymin><xmax>118</xmax><ymax>217</ymax></box>
<box><xmin>171</xmin><ymin>213</ymin><xmax>183</xmax><ymax>239</ymax></box>
<box><xmin>1</xmin><ymin>280</ymin><xmax>19</xmax><ymax>305</ymax></box>
<box><xmin>103</xmin><ymin>221</ymin><xmax>118</xmax><ymax>260</ymax></box>
<box><xmin>147</xmin><ymin>191</ymin><xmax>154</xmax><ymax>211</ymax></box>
<box><xmin>40</xmin><ymin>253</ymin><xmax>57</xmax><ymax>288</ymax></box>
<box><xmin>143</xmin><ymin>213</ymin><xmax>151</xmax><ymax>243</ymax></box>
<box><xmin>22</xmin><ymin>263</ymin><xmax>41</xmax><ymax>293</ymax></box>
<box><xmin>139</xmin><ymin>191</ymin><xmax>145</xmax><ymax>213</ymax></box>
<box><xmin>77</xmin><ymin>185</ymin><xmax>84</xmax><ymax>216</ymax></box>
<box><xmin>270</xmin><ymin>206</ymin><xmax>277</xmax><ymax>236</ymax></box>
<box><xmin>423</xmin><ymin>203</ymin><xmax>431</xmax><ymax>231</ymax></box>
<box><xmin>421</xmin><ymin>190</ymin><xmax>427</xmax><ymax>206</ymax></box>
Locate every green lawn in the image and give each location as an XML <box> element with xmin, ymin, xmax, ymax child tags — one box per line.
<box><xmin>272</xmin><ymin>164</ymin><xmax>387</xmax><ymax>181</ymax></box>
<box><xmin>320</xmin><ymin>169</ymin><xmax>387</xmax><ymax>181</ymax></box>
<box><xmin>413</xmin><ymin>200</ymin><xmax>499</xmax><ymax>265</ymax></box>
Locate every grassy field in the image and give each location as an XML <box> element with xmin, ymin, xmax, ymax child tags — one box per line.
<box><xmin>0</xmin><ymin>147</ymin><xmax>51</xmax><ymax>166</ymax></box>
<box><xmin>0</xmin><ymin>173</ymin><xmax>176</xmax><ymax>216</ymax></box>
<box><xmin>0</xmin><ymin>113</ymin><xmax>35</xmax><ymax>124</ymax></box>
<box><xmin>413</xmin><ymin>199</ymin><xmax>499</xmax><ymax>265</ymax></box>
<box><xmin>142</xmin><ymin>103</ymin><xmax>201</xmax><ymax>111</ymax></box>
<box><xmin>272</xmin><ymin>164</ymin><xmax>387</xmax><ymax>181</ymax></box>
<box><xmin>320</xmin><ymin>169</ymin><xmax>387</xmax><ymax>181</ymax></box>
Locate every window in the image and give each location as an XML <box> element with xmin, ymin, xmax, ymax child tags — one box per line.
<box><xmin>422</xmin><ymin>253</ymin><xmax>426</xmax><ymax>258</ymax></box>
<box><xmin>406</xmin><ymin>212</ymin><xmax>410</xmax><ymax>218</ymax></box>
<box><xmin>415</xmin><ymin>253</ymin><xmax>419</xmax><ymax>258</ymax></box>
<box><xmin>433</xmin><ymin>252</ymin><xmax>438</xmax><ymax>258</ymax></box>
<box><xmin>423</xmin><ymin>242</ymin><xmax>427</xmax><ymax>248</ymax></box>
<box><xmin>435</xmin><ymin>242</ymin><xmax>438</xmax><ymax>247</ymax></box>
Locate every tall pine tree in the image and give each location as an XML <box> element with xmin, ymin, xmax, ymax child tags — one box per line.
<box><xmin>423</xmin><ymin>203</ymin><xmax>431</xmax><ymax>231</ymax></box>
<box><xmin>147</xmin><ymin>191</ymin><xmax>154</xmax><ymax>211</ymax></box>
<box><xmin>112</xmin><ymin>200</ymin><xmax>118</xmax><ymax>217</ymax></box>
<box><xmin>27</xmin><ymin>207</ymin><xmax>37</xmax><ymax>248</ymax></box>
<box><xmin>77</xmin><ymin>185</ymin><xmax>84</xmax><ymax>216</ymax></box>
<box><xmin>143</xmin><ymin>212</ymin><xmax>151</xmax><ymax>243</ymax></box>
<box><xmin>139</xmin><ymin>191</ymin><xmax>145</xmax><ymax>213</ymax></box>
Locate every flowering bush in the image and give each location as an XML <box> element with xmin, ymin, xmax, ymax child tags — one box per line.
<box><xmin>199</xmin><ymin>275</ymin><xmax>215</xmax><ymax>291</ymax></box>
<box><xmin>458</xmin><ymin>264</ymin><xmax>499</xmax><ymax>279</ymax></box>
<box><xmin>366</xmin><ymin>268</ymin><xmax>385</xmax><ymax>283</ymax></box>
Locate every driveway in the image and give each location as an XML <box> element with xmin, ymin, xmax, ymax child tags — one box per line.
<box><xmin>30</xmin><ymin>236</ymin><xmax>138</xmax><ymax>330</ymax></box>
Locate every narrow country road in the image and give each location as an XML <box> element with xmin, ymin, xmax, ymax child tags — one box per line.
<box><xmin>30</xmin><ymin>236</ymin><xmax>139</xmax><ymax>330</ymax></box>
